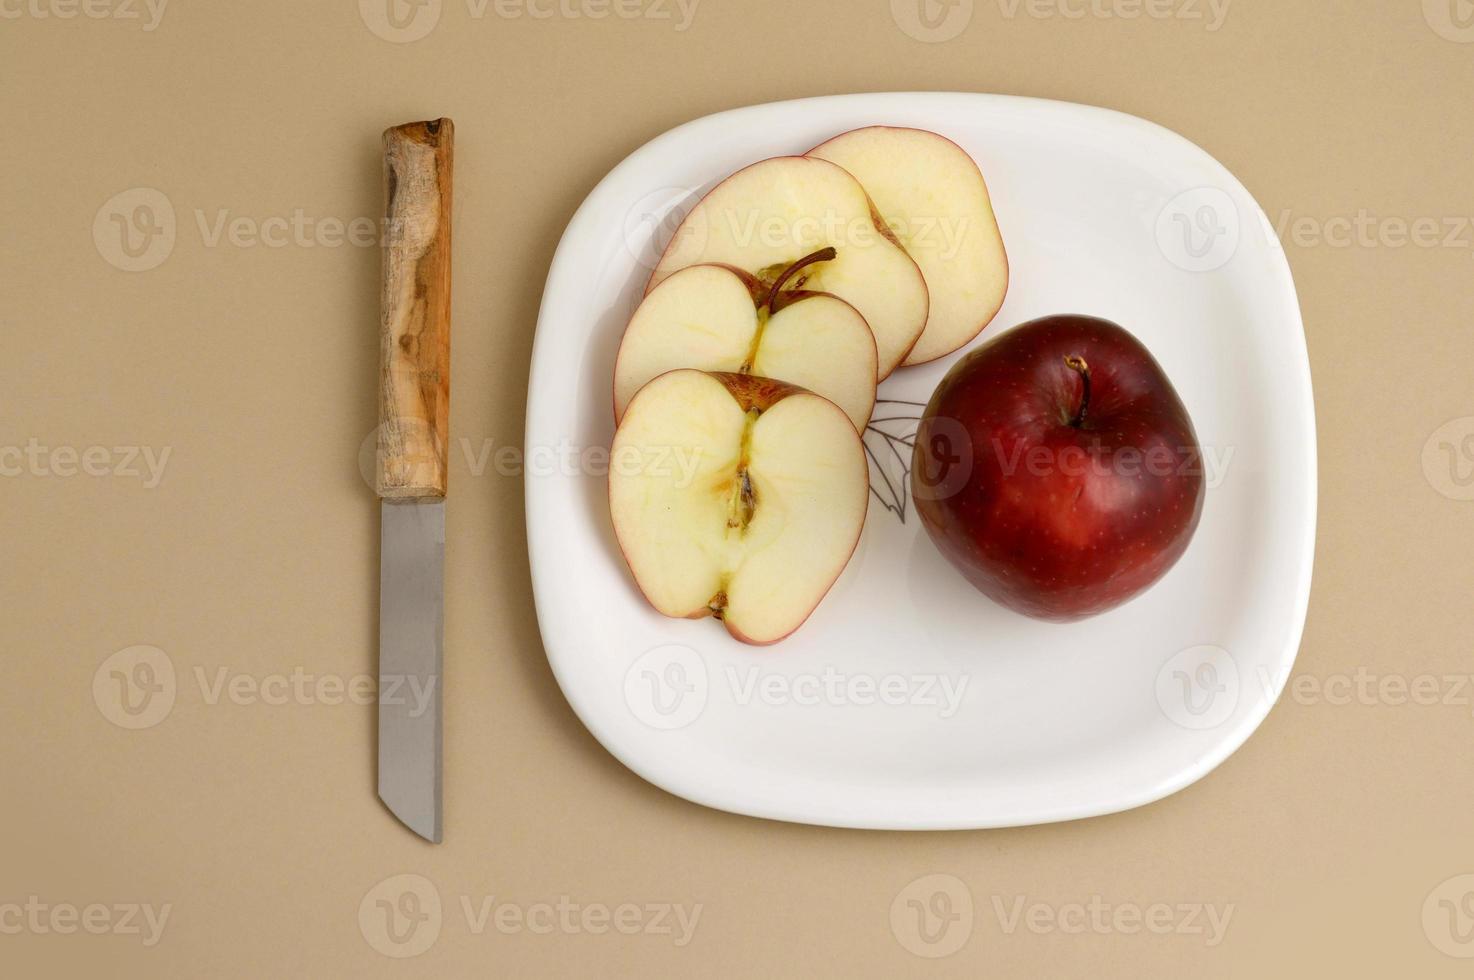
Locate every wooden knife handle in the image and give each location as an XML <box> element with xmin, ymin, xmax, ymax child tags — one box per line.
<box><xmin>378</xmin><ymin>118</ymin><xmax>454</xmax><ymax>499</ymax></box>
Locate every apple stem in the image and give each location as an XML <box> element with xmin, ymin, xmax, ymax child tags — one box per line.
<box><xmin>766</xmin><ymin>247</ymin><xmax>837</xmax><ymax>314</ymax></box>
<box><xmin>1064</xmin><ymin>356</ymin><xmax>1091</xmax><ymax>428</ymax></box>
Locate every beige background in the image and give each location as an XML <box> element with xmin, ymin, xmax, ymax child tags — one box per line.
<box><xmin>4</xmin><ymin>0</ymin><xmax>1473</xmax><ymax>975</ymax></box>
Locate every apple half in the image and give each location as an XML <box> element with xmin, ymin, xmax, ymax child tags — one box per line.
<box><xmin>609</xmin><ymin>370</ymin><xmax>868</xmax><ymax>645</ymax></box>
<box><xmin>808</xmin><ymin>127</ymin><xmax>1009</xmax><ymax>366</ymax></box>
<box><xmin>648</xmin><ymin>156</ymin><xmax>929</xmax><ymax>380</ymax></box>
<box><xmin>614</xmin><ymin>249</ymin><xmax>879</xmax><ymax>432</ymax></box>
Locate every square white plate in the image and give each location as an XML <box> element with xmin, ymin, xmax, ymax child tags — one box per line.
<box><xmin>525</xmin><ymin>93</ymin><xmax>1315</xmax><ymax>830</ymax></box>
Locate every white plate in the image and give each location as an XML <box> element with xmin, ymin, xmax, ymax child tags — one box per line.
<box><xmin>525</xmin><ymin>93</ymin><xmax>1315</xmax><ymax>830</ymax></box>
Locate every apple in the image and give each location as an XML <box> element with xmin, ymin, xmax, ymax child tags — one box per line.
<box><xmin>614</xmin><ymin>248</ymin><xmax>878</xmax><ymax>432</ymax></box>
<box><xmin>648</xmin><ymin>156</ymin><xmax>929</xmax><ymax>379</ymax></box>
<box><xmin>610</xmin><ymin>369</ymin><xmax>868</xmax><ymax>645</ymax></box>
<box><xmin>808</xmin><ymin>126</ymin><xmax>1009</xmax><ymax>366</ymax></box>
<box><xmin>912</xmin><ymin>315</ymin><xmax>1205</xmax><ymax>622</ymax></box>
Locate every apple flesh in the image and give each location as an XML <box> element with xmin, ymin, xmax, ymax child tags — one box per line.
<box><xmin>610</xmin><ymin>369</ymin><xmax>869</xmax><ymax>645</ymax></box>
<box><xmin>808</xmin><ymin>126</ymin><xmax>1009</xmax><ymax>366</ymax></box>
<box><xmin>614</xmin><ymin>250</ymin><xmax>878</xmax><ymax>432</ymax></box>
<box><xmin>649</xmin><ymin>156</ymin><xmax>929</xmax><ymax>379</ymax></box>
<box><xmin>912</xmin><ymin>315</ymin><xmax>1204</xmax><ymax>622</ymax></box>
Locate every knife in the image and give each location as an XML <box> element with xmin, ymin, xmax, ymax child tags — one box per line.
<box><xmin>376</xmin><ymin>118</ymin><xmax>453</xmax><ymax>844</ymax></box>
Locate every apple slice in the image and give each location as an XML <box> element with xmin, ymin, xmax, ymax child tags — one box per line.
<box><xmin>614</xmin><ymin>249</ymin><xmax>879</xmax><ymax>432</ymax></box>
<box><xmin>609</xmin><ymin>369</ymin><xmax>868</xmax><ymax>645</ymax></box>
<box><xmin>648</xmin><ymin>156</ymin><xmax>929</xmax><ymax>379</ymax></box>
<box><xmin>808</xmin><ymin>127</ymin><xmax>1009</xmax><ymax>366</ymax></box>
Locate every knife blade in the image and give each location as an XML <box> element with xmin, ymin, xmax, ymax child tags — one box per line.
<box><xmin>376</xmin><ymin>118</ymin><xmax>454</xmax><ymax>844</ymax></box>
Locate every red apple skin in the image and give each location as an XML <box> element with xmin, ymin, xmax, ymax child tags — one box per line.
<box><xmin>912</xmin><ymin>315</ymin><xmax>1205</xmax><ymax>623</ymax></box>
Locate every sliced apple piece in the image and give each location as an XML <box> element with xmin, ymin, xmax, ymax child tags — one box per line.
<box><xmin>648</xmin><ymin>156</ymin><xmax>929</xmax><ymax>379</ymax></box>
<box><xmin>614</xmin><ymin>250</ymin><xmax>879</xmax><ymax>432</ymax></box>
<box><xmin>808</xmin><ymin>127</ymin><xmax>1009</xmax><ymax>366</ymax></box>
<box><xmin>609</xmin><ymin>370</ymin><xmax>868</xmax><ymax>645</ymax></box>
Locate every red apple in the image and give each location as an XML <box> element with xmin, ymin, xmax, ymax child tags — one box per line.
<box><xmin>912</xmin><ymin>315</ymin><xmax>1205</xmax><ymax>622</ymax></box>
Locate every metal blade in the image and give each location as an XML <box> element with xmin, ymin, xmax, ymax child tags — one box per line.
<box><xmin>378</xmin><ymin>498</ymin><xmax>445</xmax><ymax>843</ymax></box>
